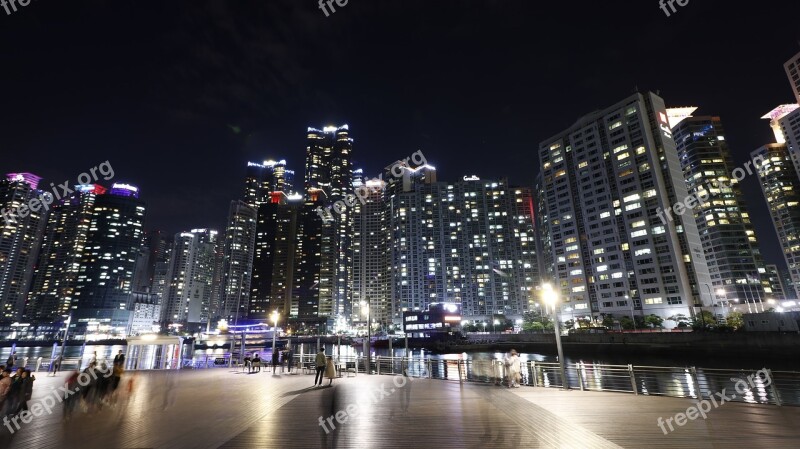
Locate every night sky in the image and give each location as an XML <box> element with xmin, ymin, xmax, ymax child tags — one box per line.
<box><xmin>2</xmin><ymin>0</ymin><xmax>799</xmax><ymax>266</ymax></box>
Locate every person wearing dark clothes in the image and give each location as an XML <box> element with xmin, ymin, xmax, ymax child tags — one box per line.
<box><xmin>15</xmin><ymin>370</ymin><xmax>34</xmax><ymax>414</ymax></box>
<box><xmin>314</xmin><ymin>350</ymin><xmax>327</xmax><ymax>386</ymax></box>
<box><xmin>285</xmin><ymin>348</ymin><xmax>294</xmax><ymax>373</ymax></box>
<box><xmin>243</xmin><ymin>354</ymin><xmax>251</xmax><ymax>373</ymax></box>
<box><xmin>113</xmin><ymin>350</ymin><xmax>125</xmax><ymax>368</ymax></box>
<box><xmin>271</xmin><ymin>351</ymin><xmax>280</xmax><ymax>374</ymax></box>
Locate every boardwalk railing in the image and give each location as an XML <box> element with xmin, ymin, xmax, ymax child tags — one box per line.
<box><xmin>283</xmin><ymin>355</ymin><xmax>800</xmax><ymax>407</ymax></box>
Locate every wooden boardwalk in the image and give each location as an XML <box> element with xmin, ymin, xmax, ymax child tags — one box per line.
<box><xmin>1</xmin><ymin>369</ymin><xmax>797</xmax><ymax>448</ymax></box>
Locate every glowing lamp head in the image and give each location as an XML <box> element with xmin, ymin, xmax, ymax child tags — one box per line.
<box><xmin>542</xmin><ymin>283</ymin><xmax>558</xmax><ymax>306</ymax></box>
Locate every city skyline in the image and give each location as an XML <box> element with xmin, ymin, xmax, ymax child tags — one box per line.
<box><xmin>2</xmin><ymin>2</ymin><xmax>799</xmax><ymax>266</ymax></box>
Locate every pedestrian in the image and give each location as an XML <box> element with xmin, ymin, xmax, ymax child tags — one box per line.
<box><xmin>113</xmin><ymin>350</ymin><xmax>125</xmax><ymax>368</ymax></box>
<box><xmin>6</xmin><ymin>352</ymin><xmax>16</xmax><ymax>370</ymax></box>
<box><xmin>272</xmin><ymin>350</ymin><xmax>280</xmax><ymax>374</ymax></box>
<box><xmin>324</xmin><ymin>356</ymin><xmax>336</xmax><ymax>386</ymax></box>
<box><xmin>50</xmin><ymin>355</ymin><xmax>62</xmax><ymax>376</ymax></box>
<box><xmin>243</xmin><ymin>354</ymin><xmax>252</xmax><ymax>373</ymax></box>
<box><xmin>504</xmin><ymin>349</ymin><xmax>521</xmax><ymax>388</ymax></box>
<box><xmin>15</xmin><ymin>370</ymin><xmax>35</xmax><ymax>414</ymax></box>
<box><xmin>285</xmin><ymin>347</ymin><xmax>294</xmax><ymax>373</ymax></box>
<box><xmin>0</xmin><ymin>369</ymin><xmax>12</xmax><ymax>415</ymax></box>
<box><xmin>35</xmin><ymin>356</ymin><xmax>42</xmax><ymax>373</ymax></box>
<box><xmin>252</xmin><ymin>354</ymin><xmax>261</xmax><ymax>373</ymax></box>
<box><xmin>20</xmin><ymin>356</ymin><xmax>29</xmax><ymax>369</ymax></box>
<box><xmin>314</xmin><ymin>349</ymin><xmax>326</xmax><ymax>386</ymax></box>
<box><xmin>6</xmin><ymin>368</ymin><xmax>24</xmax><ymax>415</ymax></box>
<box><xmin>63</xmin><ymin>370</ymin><xmax>80</xmax><ymax>421</ymax></box>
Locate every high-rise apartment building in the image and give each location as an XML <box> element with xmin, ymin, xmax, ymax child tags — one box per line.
<box><xmin>244</xmin><ymin>159</ymin><xmax>296</xmax><ymax>209</ymax></box>
<box><xmin>537</xmin><ymin>92</ymin><xmax>711</xmax><ymax>325</ymax></box>
<box><xmin>161</xmin><ymin>229</ymin><xmax>219</xmax><ymax>329</ymax></box>
<box><xmin>26</xmin><ymin>184</ymin><xmax>106</xmax><ymax>322</ymax></box>
<box><xmin>751</xmin><ymin>144</ymin><xmax>800</xmax><ymax>299</ymax></box>
<box><xmin>672</xmin><ymin>114</ymin><xmax>767</xmax><ymax>309</ymax></box>
<box><xmin>0</xmin><ymin>173</ymin><xmax>47</xmax><ymax>321</ymax></box>
<box><xmin>72</xmin><ymin>183</ymin><xmax>146</xmax><ymax>333</ymax></box>
<box><xmin>351</xmin><ymin>178</ymin><xmax>390</xmax><ymax>327</ymax></box>
<box><xmin>220</xmin><ymin>200</ymin><xmax>257</xmax><ymax>324</ymax></box>
<box><xmin>389</xmin><ymin>174</ymin><xmax>539</xmax><ymax>323</ymax></box>
<box><xmin>764</xmin><ymin>264</ymin><xmax>787</xmax><ymax>302</ymax></box>
<box><xmin>250</xmin><ymin>198</ymin><xmax>301</xmax><ymax>319</ymax></box>
<box><xmin>785</xmin><ymin>50</ymin><xmax>800</xmax><ymax>104</ymax></box>
<box><xmin>304</xmin><ymin>126</ymin><xmax>353</xmax><ymax>200</ymax></box>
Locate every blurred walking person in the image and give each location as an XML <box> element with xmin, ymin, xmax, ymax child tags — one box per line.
<box><xmin>63</xmin><ymin>370</ymin><xmax>80</xmax><ymax>420</ymax></box>
<box><xmin>504</xmin><ymin>349</ymin><xmax>521</xmax><ymax>388</ymax></box>
<box><xmin>14</xmin><ymin>370</ymin><xmax>35</xmax><ymax>414</ymax></box>
<box><xmin>324</xmin><ymin>356</ymin><xmax>336</xmax><ymax>386</ymax></box>
<box><xmin>0</xmin><ymin>369</ymin><xmax>12</xmax><ymax>416</ymax></box>
<box><xmin>285</xmin><ymin>347</ymin><xmax>294</xmax><ymax>373</ymax></box>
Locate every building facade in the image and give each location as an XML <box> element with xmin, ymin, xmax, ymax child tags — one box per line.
<box><xmin>0</xmin><ymin>173</ymin><xmax>47</xmax><ymax>322</ymax></box>
<box><xmin>71</xmin><ymin>183</ymin><xmax>146</xmax><ymax>333</ymax></box>
<box><xmin>537</xmin><ymin>92</ymin><xmax>712</xmax><ymax>326</ymax></box>
<box><xmin>751</xmin><ymin>144</ymin><xmax>800</xmax><ymax>299</ymax></box>
<box><xmin>25</xmin><ymin>184</ymin><xmax>105</xmax><ymax>322</ymax></box>
<box><xmin>672</xmin><ymin>115</ymin><xmax>768</xmax><ymax>309</ymax></box>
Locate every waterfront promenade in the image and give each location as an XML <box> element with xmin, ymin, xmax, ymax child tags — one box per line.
<box><xmin>1</xmin><ymin>369</ymin><xmax>798</xmax><ymax>448</ymax></box>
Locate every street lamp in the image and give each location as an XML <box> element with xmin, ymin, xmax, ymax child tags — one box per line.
<box><xmin>271</xmin><ymin>310</ymin><xmax>280</xmax><ymax>356</ymax></box>
<box><xmin>542</xmin><ymin>283</ymin><xmax>567</xmax><ymax>389</ymax></box>
<box><xmin>625</xmin><ymin>295</ymin><xmax>636</xmax><ymax>331</ymax></box>
<box><xmin>360</xmin><ymin>301</ymin><xmax>371</xmax><ymax>374</ymax></box>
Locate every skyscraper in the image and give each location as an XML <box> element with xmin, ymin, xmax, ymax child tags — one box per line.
<box><xmin>537</xmin><ymin>92</ymin><xmax>711</xmax><ymax>326</ymax></box>
<box><xmin>351</xmin><ymin>177</ymin><xmax>390</xmax><ymax>327</ymax></box>
<box><xmin>25</xmin><ymin>184</ymin><xmax>106</xmax><ymax>322</ymax></box>
<box><xmin>298</xmin><ymin>125</ymin><xmax>354</xmax><ymax>327</ymax></box>
<box><xmin>751</xmin><ymin>143</ymin><xmax>800</xmax><ymax>299</ymax></box>
<box><xmin>72</xmin><ymin>183</ymin><xmax>146</xmax><ymax>333</ymax></box>
<box><xmin>244</xmin><ymin>159</ymin><xmax>296</xmax><ymax>209</ymax></box>
<box><xmin>304</xmin><ymin>126</ymin><xmax>353</xmax><ymax>200</ymax></box>
<box><xmin>0</xmin><ymin>173</ymin><xmax>47</xmax><ymax>321</ymax></box>
<box><xmin>389</xmin><ymin>174</ymin><xmax>539</xmax><ymax>323</ymax></box>
<box><xmin>785</xmin><ymin>50</ymin><xmax>800</xmax><ymax>104</ymax></box>
<box><xmin>161</xmin><ymin>229</ymin><xmax>219</xmax><ymax>330</ymax></box>
<box><xmin>250</xmin><ymin>197</ymin><xmax>301</xmax><ymax>320</ymax></box>
<box><xmin>672</xmin><ymin>114</ymin><xmax>767</xmax><ymax>311</ymax></box>
<box><xmin>220</xmin><ymin>200</ymin><xmax>257</xmax><ymax>324</ymax></box>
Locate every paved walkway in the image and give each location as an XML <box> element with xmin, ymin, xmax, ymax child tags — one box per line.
<box><xmin>1</xmin><ymin>368</ymin><xmax>798</xmax><ymax>448</ymax></box>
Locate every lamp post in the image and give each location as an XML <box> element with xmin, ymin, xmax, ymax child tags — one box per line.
<box><xmin>360</xmin><ymin>301</ymin><xmax>371</xmax><ymax>374</ymax></box>
<box><xmin>271</xmin><ymin>310</ymin><xmax>279</xmax><ymax>356</ymax></box>
<box><xmin>542</xmin><ymin>283</ymin><xmax>567</xmax><ymax>389</ymax></box>
<box><xmin>625</xmin><ymin>295</ymin><xmax>636</xmax><ymax>331</ymax></box>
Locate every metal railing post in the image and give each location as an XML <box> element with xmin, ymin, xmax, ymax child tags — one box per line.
<box><xmin>690</xmin><ymin>366</ymin><xmax>702</xmax><ymax>399</ymax></box>
<box><xmin>628</xmin><ymin>364</ymin><xmax>638</xmax><ymax>395</ymax></box>
<box><xmin>377</xmin><ymin>356</ymin><xmax>381</xmax><ymax>375</ymax></box>
<box><xmin>766</xmin><ymin>369</ymin><xmax>781</xmax><ymax>406</ymax></box>
<box><xmin>577</xmin><ymin>363</ymin><xmax>585</xmax><ymax>391</ymax></box>
<box><xmin>458</xmin><ymin>360</ymin><xmax>463</xmax><ymax>384</ymax></box>
<box><xmin>531</xmin><ymin>361</ymin><xmax>538</xmax><ymax>387</ymax></box>
<box><xmin>427</xmin><ymin>358</ymin><xmax>432</xmax><ymax>379</ymax></box>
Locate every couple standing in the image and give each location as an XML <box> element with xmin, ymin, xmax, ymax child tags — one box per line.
<box><xmin>314</xmin><ymin>349</ymin><xmax>336</xmax><ymax>386</ymax></box>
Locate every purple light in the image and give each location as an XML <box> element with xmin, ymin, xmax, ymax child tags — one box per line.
<box><xmin>6</xmin><ymin>173</ymin><xmax>42</xmax><ymax>189</ymax></box>
<box><xmin>109</xmin><ymin>183</ymin><xmax>140</xmax><ymax>198</ymax></box>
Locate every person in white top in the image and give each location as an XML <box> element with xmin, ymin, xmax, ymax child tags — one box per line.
<box><xmin>504</xmin><ymin>349</ymin><xmax>521</xmax><ymax>388</ymax></box>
